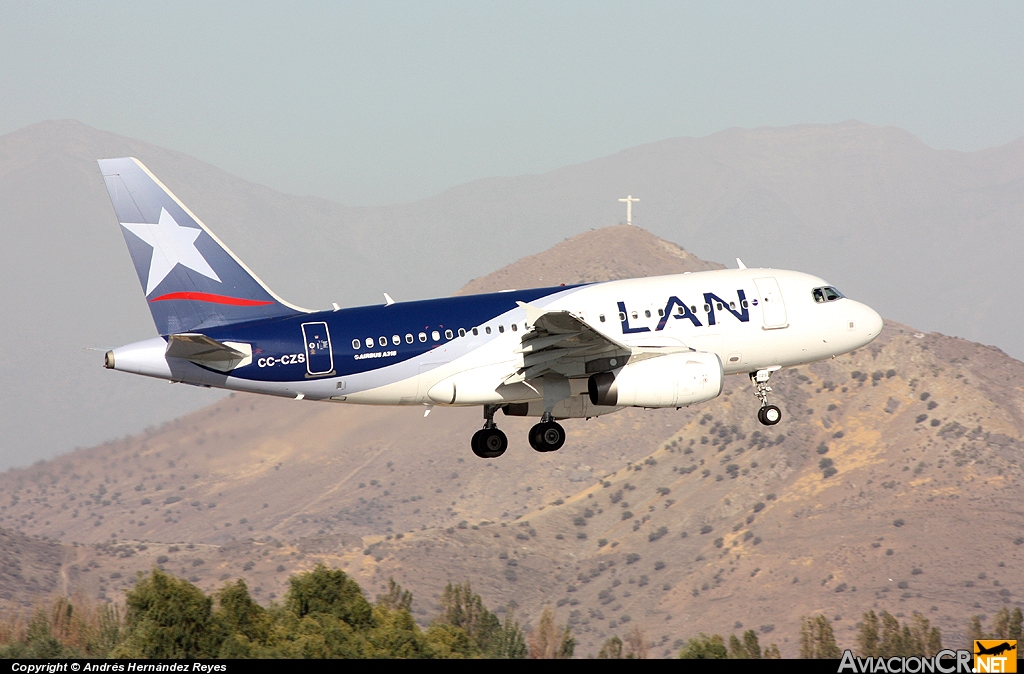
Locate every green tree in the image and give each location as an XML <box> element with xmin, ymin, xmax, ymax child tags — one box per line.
<box><xmin>857</xmin><ymin>610</ymin><xmax>880</xmax><ymax>657</ymax></box>
<box><xmin>799</xmin><ymin>615</ymin><xmax>841</xmax><ymax>658</ymax></box>
<box><xmin>678</xmin><ymin>633</ymin><xmax>728</xmax><ymax>659</ymax></box>
<box><xmin>992</xmin><ymin>608</ymin><xmax>1011</xmax><ymax>639</ymax></box>
<box><xmin>434</xmin><ymin>581</ymin><xmax>524</xmax><ymax>657</ymax></box>
<box><xmin>557</xmin><ymin>626</ymin><xmax>575</xmax><ymax>658</ymax></box>
<box><xmin>966</xmin><ymin>615</ymin><xmax>987</xmax><ymax>650</ymax></box>
<box><xmin>421</xmin><ymin>623</ymin><xmax>480</xmax><ymax>659</ymax></box>
<box><xmin>728</xmin><ymin>634</ymin><xmax>747</xmax><ymax>658</ymax></box>
<box><xmin>909</xmin><ymin>612</ymin><xmax>942</xmax><ymax>656</ymax></box>
<box><xmin>1009</xmin><ymin>608</ymin><xmax>1023</xmax><ymax>641</ymax></box>
<box><xmin>285</xmin><ymin>564</ymin><xmax>373</xmax><ymax>629</ymax></box>
<box><xmin>763</xmin><ymin>643</ymin><xmax>782</xmax><ymax>658</ymax></box>
<box><xmin>597</xmin><ymin>635</ymin><xmax>623</xmax><ymax>659</ymax></box>
<box><xmin>377</xmin><ymin>578</ymin><xmax>413</xmax><ymax>612</ymax></box>
<box><xmin>438</xmin><ymin>582</ymin><xmax>501</xmax><ymax>653</ymax></box>
<box><xmin>491</xmin><ymin>606</ymin><xmax>528</xmax><ymax>659</ymax></box>
<box><xmin>113</xmin><ymin>569</ymin><xmax>219</xmax><ymax>658</ymax></box>
<box><xmin>742</xmin><ymin>629</ymin><xmax>762</xmax><ymax>659</ymax></box>
<box><xmin>879</xmin><ymin>611</ymin><xmax>907</xmax><ymax>657</ymax></box>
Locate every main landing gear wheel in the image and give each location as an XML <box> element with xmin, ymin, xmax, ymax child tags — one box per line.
<box><xmin>471</xmin><ymin>404</ymin><xmax>508</xmax><ymax>459</ymax></box>
<box><xmin>472</xmin><ymin>428</ymin><xmax>508</xmax><ymax>458</ymax></box>
<box><xmin>529</xmin><ymin>421</ymin><xmax>566</xmax><ymax>452</ymax></box>
<box><xmin>750</xmin><ymin>369</ymin><xmax>783</xmax><ymax>426</ymax></box>
<box><xmin>757</xmin><ymin>404</ymin><xmax>782</xmax><ymax>426</ymax></box>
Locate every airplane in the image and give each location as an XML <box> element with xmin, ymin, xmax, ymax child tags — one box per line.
<box><xmin>98</xmin><ymin>157</ymin><xmax>883</xmax><ymax>459</ymax></box>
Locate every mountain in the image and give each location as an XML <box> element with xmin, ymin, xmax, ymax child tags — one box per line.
<box><xmin>2</xmin><ymin>119</ymin><xmax>1022</xmax><ymax>469</ymax></box>
<box><xmin>0</xmin><ymin>227</ymin><xmax>1020</xmax><ymax>656</ymax></box>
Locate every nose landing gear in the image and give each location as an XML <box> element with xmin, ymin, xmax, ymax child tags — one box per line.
<box><xmin>471</xmin><ymin>405</ymin><xmax>508</xmax><ymax>458</ymax></box>
<box><xmin>751</xmin><ymin>369</ymin><xmax>783</xmax><ymax>426</ymax></box>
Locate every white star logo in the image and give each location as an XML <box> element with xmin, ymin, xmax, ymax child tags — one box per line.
<box><xmin>121</xmin><ymin>208</ymin><xmax>221</xmax><ymax>295</ymax></box>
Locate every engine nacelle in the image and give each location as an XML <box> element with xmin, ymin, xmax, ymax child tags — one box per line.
<box><xmin>588</xmin><ymin>352</ymin><xmax>723</xmax><ymax>408</ymax></box>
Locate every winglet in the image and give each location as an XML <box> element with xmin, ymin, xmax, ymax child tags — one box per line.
<box><xmin>516</xmin><ymin>300</ymin><xmax>547</xmax><ymax>326</ymax></box>
<box><xmin>736</xmin><ymin>258</ymin><xmax>747</xmax><ymax>269</ymax></box>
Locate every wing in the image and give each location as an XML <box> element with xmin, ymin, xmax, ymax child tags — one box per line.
<box><xmin>510</xmin><ymin>302</ymin><xmax>633</xmax><ymax>381</ymax></box>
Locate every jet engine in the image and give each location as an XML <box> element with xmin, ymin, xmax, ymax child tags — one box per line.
<box><xmin>588</xmin><ymin>351</ymin><xmax>723</xmax><ymax>408</ymax></box>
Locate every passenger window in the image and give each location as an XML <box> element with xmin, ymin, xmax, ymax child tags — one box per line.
<box><xmin>510</xmin><ymin>323</ymin><xmax>517</xmax><ymax>332</ymax></box>
<box><xmin>599</xmin><ymin>314</ymin><xmax>606</xmax><ymax>322</ymax></box>
<box><xmin>716</xmin><ymin>302</ymin><xmax>723</xmax><ymax>311</ymax></box>
<box><xmin>676</xmin><ymin>306</ymin><xmax>685</xmax><ymax>315</ymax></box>
<box><xmin>458</xmin><ymin>328</ymin><xmax>466</xmax><ymax>337</ymax></box>
<box><xmin>498</xmin><ymin>325</ymin><xmax>505</xmax><ymax>333</ymax></box>
<box><xmin>657</xmin><ymin>309</ymin><xmax>664</xmax><ymax>317</ymax></box>
<box><xmin>690</xmin><ymin>306</ymin><xmax>697</xmax><ymax>313</ymax></box>
<box><xmin>431</xmin><ymin>330</ymin><xmax>440</xmax><ymax>341</ymax></box>
<box><xmin>392</xmin><ymin>335</ymin><xmax>400</xmax><ymax>345</ymax></box>
<box><xmin>365</xmin><ymin>338</ymin><xmax>374</xmax><ymax>348</ymax></box>
<box><xmin>352</xmin><ymin>339</ymin><xmax>360</xmax><ymax>349</ymax></box>
<box><xmin>485</xmin><ymin>326</ymin><xmax>492</xmax><ymax>334</ymax></box>
<box><xmin>445</xmin><ymin>329</ymin><xmax>453</xmax><ymax>339</ymax></box>
<box><xmin>472</xmin><ymin>327</ymin><xmax>479</xmax><ymax>336</ymax></box>
<box><xmin>644</xmin><ymin>310</ymin><xmax>651</xmax><ymax>318</ymax></box>
<box><xmin>703</xmin><ymin>304</ymin><xmax>710</xmax><ymax>313</ymax></box>
<box><xmin>729</xmin><ymin>302</ymin><xmax>735</xmax><ymax>310</ymax></box>
<box><xmin>379</xmin><ymin>336</ymin><xmax>387</xmax><ymax>347</ymax></box>
<box><xmin>418</xmin><ymin>332</ymin><xmax>427</xmax><ymax>342</ymax></box>
<box><xmin>741</xmin><ymin>300</ymin><xmax>748</xmax><ymax>309</ymax></box>
<box><xmin>405</xmin><ymin>334</ymin><xmax>414</xmax><ymax>344</ymax></box>
<box><xmin>631</xmin><ymin>311</ymin><xmax>638</xmax><ymax>319</ymax></box>
<box><xmin>618</xmin><ymin>312</ymin><xmax>626</xmax><ymax>322</ymax></box>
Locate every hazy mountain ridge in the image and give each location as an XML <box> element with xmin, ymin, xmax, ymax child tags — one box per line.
<box><xmin>0</xmin><ymin>226</ymin><xmax>1021</xmax><ymax>656</ymax></box>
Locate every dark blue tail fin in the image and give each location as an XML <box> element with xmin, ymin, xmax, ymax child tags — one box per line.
<box><xmin>98</xmin><ymin>157</ymin><xmax>306</xmax><ymax>335</ymax></box>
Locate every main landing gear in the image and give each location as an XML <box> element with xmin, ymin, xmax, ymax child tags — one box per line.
<box><xmin>471</xmin><ymin>405</ymin><xmax>508</xmax><ymax>459</ymax></box>
<box><xmin>750</xmin><ymin>369</ymin><xmax>783</xmax><ymax>426</ymax></box>
<box><xmin>470</xmin><ymin>407</ymin><xmax>566</xmax><ymax>457</ymax></box>
<box><xmin>529</xmin><ymin>413</ymin><xmax>566</xmax><ymax>453</ymax></box>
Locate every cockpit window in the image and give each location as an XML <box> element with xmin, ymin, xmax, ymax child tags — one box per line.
<box><xmin>812</xmin><ymin>286</ymin><xmax>845</xmax><ymax>303</ymax></box>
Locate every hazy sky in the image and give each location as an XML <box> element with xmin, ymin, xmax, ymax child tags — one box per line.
<box><xmin>2</xmin><ymin>1</ymin><xmax>1022</xmax><ymax>205</ymax></box>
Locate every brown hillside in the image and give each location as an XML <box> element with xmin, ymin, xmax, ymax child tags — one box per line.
<box><xmin>0</xmin><ymin>227</ymin><xmax>1021</xmax><ymax>656</ymax></box>
<box><xmin>457</xmin><ymin>224</ymin><xmax>723</xmax><ymax>294</ymax></box>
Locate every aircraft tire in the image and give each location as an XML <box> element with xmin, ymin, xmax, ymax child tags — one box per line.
<box><xmin>758</xmin><ymin>405</ymin><xmax>782</xmax><ymax>426</ymax></box>
<box><xmin>529</xmin><ymin>421</ymin><xmax>566</xmax><ymax>452</ymax></box>
<box><xmin>472</xmin><ymin>428</ymin><xmax>508</xmax><ymax>458</ymax></box>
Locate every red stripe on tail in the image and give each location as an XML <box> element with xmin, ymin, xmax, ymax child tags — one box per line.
<box><xmin>149</xmin><ymin>292</ymin><xmax>275</xmax><ymax>307</ymax></box>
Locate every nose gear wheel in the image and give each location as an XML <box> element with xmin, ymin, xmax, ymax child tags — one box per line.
<box><xmin>750</xmin><ymin>370</ymin><xmax>783</xmax><ymax>426</ymax></box>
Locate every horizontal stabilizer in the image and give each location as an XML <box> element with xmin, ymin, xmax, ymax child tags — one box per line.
<box><xmin>165</xmin><ymin>333</ymin><xmax>252</xmax><ymax>373</ymax></box>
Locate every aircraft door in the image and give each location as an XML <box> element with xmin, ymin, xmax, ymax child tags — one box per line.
<box><xmin>302</xmin><ymin>322</ymin><xmax>334</xmax><ymax>375</ymax></box>
<box><xmin>753</xmin><ymin>277</ymin><xmax>788</xmax><ymax>329</ymax></box>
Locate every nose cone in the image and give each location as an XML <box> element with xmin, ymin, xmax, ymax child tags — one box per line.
<box><xmin>858</xmin><ymin>302</ymin><xmax>884</xmax><ymax>344</ymax></box>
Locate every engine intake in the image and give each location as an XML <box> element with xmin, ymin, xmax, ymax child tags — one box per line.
<box><xmin>588</xmin><ymin>352</ymin><xmax>724</xmax><ymax>408</ymax></box>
